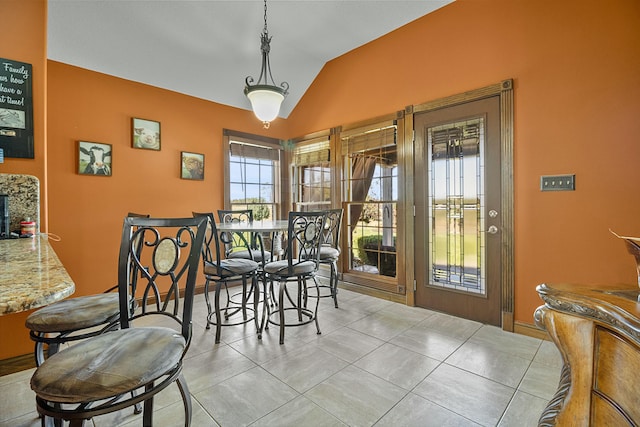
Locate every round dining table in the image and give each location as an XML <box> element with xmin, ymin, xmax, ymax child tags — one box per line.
<box><xmin>216</xmin><ymin>219</ymin><xmax>290</xmax><ymax>260</ymax></box>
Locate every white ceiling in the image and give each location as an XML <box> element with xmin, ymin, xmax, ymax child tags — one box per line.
<box><xmin>47</xmin><ymin>0</ymin><xmax>454</xmax><ymax>118</ymax></box>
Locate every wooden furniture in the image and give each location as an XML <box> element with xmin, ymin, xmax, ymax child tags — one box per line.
<box><xmin>535</xmin><ymin>282</ymin><xmax>640</xmax><ymax>426</ymax></box>
<box><xmin>0</xmin><ymin>235</ymin><xmax>75</xmax><ymax>315</ymax></box>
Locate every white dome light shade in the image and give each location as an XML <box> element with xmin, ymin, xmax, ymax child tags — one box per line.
<box><xmin>246</xmin><ymin>88</ymin><xmax>285</xmax><ymax>123</ymax></box>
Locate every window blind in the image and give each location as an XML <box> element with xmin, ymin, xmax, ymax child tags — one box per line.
<box><xmin>230</xmin><ymin>141</ymin><xmax>279</xmax><ymax>161</ymax></box>
<box><xmin>293</xmin><ymin>136</ymin><xmax>330</xmax><ymax>166</ymax></box>
<box><xmin>341</xmin><ymin>124</ymin><xmax>396</xmax><ymax>156</ymax></box>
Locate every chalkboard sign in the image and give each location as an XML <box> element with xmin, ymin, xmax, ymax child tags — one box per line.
<box><xmin>0</xmin><ymin>58</ymin><xmax>34</xmax><ymax>159</ymax></box>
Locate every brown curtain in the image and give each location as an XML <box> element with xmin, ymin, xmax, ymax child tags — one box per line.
<box><xmin>349</xmin><ymin>154</ymin><xmax>377</xmax><ymax>230</ymax></box>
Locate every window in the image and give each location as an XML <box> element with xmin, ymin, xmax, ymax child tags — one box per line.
<box><xmin>297</xmin><ymin>164</ymin><xmax>331</xmax><ymax>211</ymax></box>
<box><xmin>224</xmin><ymin>131</ymin><xmax>281</xmax><ymax>220</ymax></box>
<box><xmin>341</xmin><ymin>123</ymin><xmax>398</xmax><ymax>281</ymax></box>
<box><xmin>292</xmin><ymin>137</ymin><xmax>331</xmax><ymax>212</ymax></box>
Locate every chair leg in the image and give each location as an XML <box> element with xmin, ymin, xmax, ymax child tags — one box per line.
<box><xmin>41</xmin><ymin>415</ymin><xmax>63</xmax><ymax>427</ymax></box>
<box><xmin>176</xmin><ymin>373</ymin><xmax>193</xmax><ymax>427</ymax></box>
<box><xmin>241</xmin><ymin>277</ymin><xmax>248</xmax><ymax>321</ymax></box>
<box><xmin>302</xmin><ymin>277</ymin><xmax>309</xmax><ymax>308</ymax></box>
<box><xmin>224</xmin><ymin>282</ymin><xmax>232</xmax><ymax>314</ymax></box>
<box><xmin>297</xmin><ymin>278</ymin><xmax>303</xmax><ymax>322</ymax></box>
<box><xmin>47</xmin><ymin>341</ymin><xmax>60</xmax><ymax>360</ymax></box>
<box><xmin>253</xmin><ymin>274</ymin><xmax>261</xmax><ymax>339</ymax></box>
<box><xmin>34</xmin><ymin>339</ymin><xmax>47</xmax><ymax>366</ymax></box>
<box><xmin>214</xmin><ymin>282</ymin><xmax>222</xmax><ymax>344</ymax></box>
<box><xmin>133</xmin><ymin>390</ymin><xmax>143</xmax><ymax>414</ymax></box>
<box><xmin>42</xmin><ymin>406</ymin><xmax>65</xmax><ymax>427</ymax></box>
<box><xmin>142</xmin><ymin>383</ymin><xmax>155</xmax><ymax>427</ymax></box>
<box><xmin>263</xmin><ymin>274</ymin><xmax>270</xmax><ymax>331</ymax></box>
<box><xmin>312</xmin><ymin>276</ymin><xmax>322</xmax><ymax>336</ymax></box>
<box><xmin>204</xmin><ymin>279</ymin><xmax>212</xmax><ymax>330</ymax></box>
<box><xmin>331</xmin><ymin>261</ymin><xmax>339</xmax><ymax>308</ymax></box>
<box><xmin>269</xmin><ymin>277</ymin><xmax>277</xmax><ymax>307</ymax></box>
<box><xmin>279</xmin><ymin>281</ymin><xmax>285</xmax><ymax>345</ymax></box>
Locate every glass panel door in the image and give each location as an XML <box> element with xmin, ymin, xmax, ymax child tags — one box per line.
<box><xmin>414</xmin><ymin>96</ymin><xmax>502</xmax><ymax>325</ymax></box>
<box><xmin>428</xmin><ymin>119</ymin><xmax>485</xmax><ymax>294</ymax></box>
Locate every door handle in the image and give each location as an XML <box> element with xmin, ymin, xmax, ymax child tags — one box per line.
<box><xmin>487</xmin><ymin>225</ymin><xmax>499</xmax><ymax>234</ymax></box>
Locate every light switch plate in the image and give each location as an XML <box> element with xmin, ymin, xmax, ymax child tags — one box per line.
<box><xmin>541</xmin><ymin>174</ymin><xmax>575</xmax><ymax>191</ymax></box>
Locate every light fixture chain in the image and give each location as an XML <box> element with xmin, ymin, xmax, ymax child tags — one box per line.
<box><xmin>263</xmin><ymin>0</ymin><xmax>268</xmax><ymax>34</ymax></box>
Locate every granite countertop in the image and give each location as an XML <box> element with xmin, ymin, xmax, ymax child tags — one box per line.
<box><xmin>0</xmin><ymin>235</ymin><xmax>75</xmax><ymax>315</ymax></box>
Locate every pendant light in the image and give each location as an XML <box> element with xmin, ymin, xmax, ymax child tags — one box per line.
<box><xmin>244</xmin><ymin>0</ymin><xmax>289</xmax><ymax>129</ymax></box>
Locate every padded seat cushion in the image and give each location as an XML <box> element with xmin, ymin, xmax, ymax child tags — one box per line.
<box><xmin>30</xmin><ymin>327</ymin><xmax>186</xmax><ymax>403</ymax></box>
<box><xmin>25</xmin><ymin>293</ymin><xmax>120</xmax><ymax>333</ymax></box>
<box><xmin>228</xmin><ymin>249</ymin><xmax>272</xmax><ymax>262</ymax></box>
<box><xmin>319</xmin><ymin>246</ymin><xmax>340</xmax><ymax>261</ymax></box>
<box><xmin>204</xmin><ymin>258</ymin><xmax>258</xmax><ymax>277</ymax></box>
<box><xmin>264</xmin><ymin>259</ymin><xmax>316</xmax><ymax>276</ymax></box>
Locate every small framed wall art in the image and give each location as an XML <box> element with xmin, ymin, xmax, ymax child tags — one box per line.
<box><xmin>181</xmin><ymin>151</ymin><xmax>204</xmax><ymax>180</ymax></box>
<box><xmin>132</xmin><ymin>117</ymin><xmax>161</xmax><ymax>150</ymax></box>
<box><xmin>78</xmin><ymin>141</ymin><xmax>112</xmax><ymax>176</ymax></box>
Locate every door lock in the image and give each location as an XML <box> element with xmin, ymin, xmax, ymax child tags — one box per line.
<box><xmin>487</xmin><ymin>225</ymin><xmax>499</xmax><ymax>234</ymax></box>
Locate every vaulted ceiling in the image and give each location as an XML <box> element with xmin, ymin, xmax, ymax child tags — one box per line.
<box><xmin>47</xmin><ymin>0</ymin><xmax>454</xmax><ymax>118</ymax></box>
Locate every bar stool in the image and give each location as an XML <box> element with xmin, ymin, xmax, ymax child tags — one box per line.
<box><xmin>30</xmin><ymin>216</ymin><xmax>207</xmax><ymax>426</ymax></box>
<box><xmin>218</xmin><ymin>209</ymin><xmax>271</xmax><ymax>308</ymax></box>
<box><xmin>310</xmin><ymin>208</ymin><xmax>343</xmax><ymax>308</ymax></box>
<box><xmin>193</xmin><ymin>212</ymin><xmax>261</xmax><ymax>343</ymax></box>
<box><xmin>263</xmin><ymin>211</ymin><xmax>327</xmax><ymax>344</ymax></box>
<box><xmin>25</xmin><ymin>212</ymin><xmax>148</xmax><ymax>366</ymax></box>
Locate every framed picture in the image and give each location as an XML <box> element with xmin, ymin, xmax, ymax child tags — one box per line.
<box><xmin>78</xmin><ymin>141</ymin><xmax>112</xmax><ymax>176</ymax></box>
<box><xmin>132</xmin><ymin>117</ymin><xmax>161</xmax><ymax>150</ymax></box>
<box><xmin>0</xmin><ymin>57</ymin><xmax>34</xmax><ymax>159</ymax></box>
<box><xmin>181</xmin><ymin>151</ymin><xmax>204</xmax><ymax>180</ymax></box>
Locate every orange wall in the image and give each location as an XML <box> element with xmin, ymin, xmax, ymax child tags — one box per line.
<box><xmin>46</xmin><ymin>60</ymin><xmax>288</xmax><ymax>294</ymax></box>
<box><xmin>287</xmin><ymin>0</ymin><xmax>640</xmax><ymax>325</ymax></box>
<box><xmin>0</xmin><ymin>0</ymin><xmax>48</xmax><ymax>359</ymax></box>
<box><xmin>1</xmin><ymin>61</ymin><xmax>289</xmax><ymax>358</ymax></box>
<box><xmin>2</xmin><ymin>0</ymin><xmax>640</xmax><ymax>359</ymax></box>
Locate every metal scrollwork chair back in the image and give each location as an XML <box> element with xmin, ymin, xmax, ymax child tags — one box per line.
<box><xmin>30</xmin><ymin>216</ymin><xmax>207</xmax><ymax>427</ymax></box>
<box><xmin>217</xmin><ymin>209</ymin><xmax>269</xmax><ymax>264</ymax></box>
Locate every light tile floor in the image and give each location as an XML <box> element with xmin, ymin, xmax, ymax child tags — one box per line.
<box><xmin>0</xmin><ymin>283</ymin><xmax>562</xmax><ymax>427</ymax></box>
